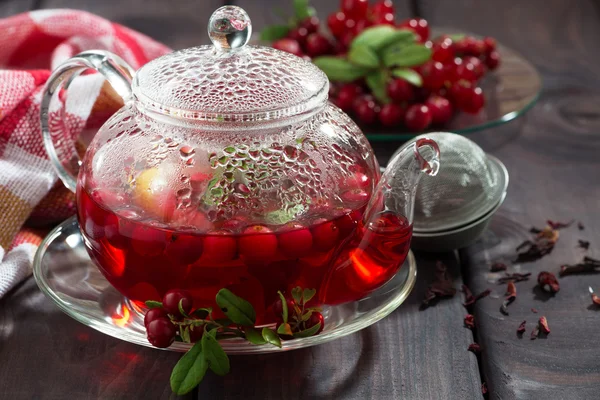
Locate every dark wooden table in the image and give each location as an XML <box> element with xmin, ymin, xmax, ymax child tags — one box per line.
<box><xmin>1</xmin><ymin>0</ymin><xmax>599</xmax><ymax>399</ymax></box>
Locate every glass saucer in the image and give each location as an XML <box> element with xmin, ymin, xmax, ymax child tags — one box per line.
<box><xmin>33</xmin><ymin>216</ymin><xmax>417</xmax><ymax>354</ymax></box>
<box><xmin>363</xmin><ymin>36</ymin><xmax>542</xmax><ymax>141</ymax></box>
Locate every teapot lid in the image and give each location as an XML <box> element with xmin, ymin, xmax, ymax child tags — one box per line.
<box><xmin>132</xmin><ymin>6</ymin><xmax>328</xmax><ymax>123</ymax></box>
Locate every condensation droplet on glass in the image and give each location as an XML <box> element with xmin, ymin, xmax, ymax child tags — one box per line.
<box><xmin>180</xmin><ymin>145</ymin><xmax>196</xmax><ymax>159</ymax></box>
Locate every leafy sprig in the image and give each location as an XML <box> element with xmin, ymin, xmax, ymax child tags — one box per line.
<box><xmin>260</xmin><ymin>0</ymin><xmax>316</xmax><ymax>41</ymax></box>
<box><xmin>313</xmin><ymin>26</ymin><xmax>431</xmax><ymax>104</ymax></box>
<box><xmin>146</xmin><ymin>287</ymin><xmax>322</xmax><ymax>395</ymax></box>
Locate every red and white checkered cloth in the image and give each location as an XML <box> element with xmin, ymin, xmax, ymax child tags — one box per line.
<box><xmin>0</xmin><ymin>9</ymin><xmax>170</xmax><ymax>297</ymax></box>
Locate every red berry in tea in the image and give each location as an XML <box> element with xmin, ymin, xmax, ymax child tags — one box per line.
<box><xmin>278</xmin><ymin>223</ymin><xmax>313</xmax><ymax>258</ymax></box>
<box><xmin>202</xmin><ymin>232</ymin><xmax>238</xmax><ymax>263</ymax></box>
<box><xmin>164</xmin><ymin>233</ymin><xmax>204</xmax><ymax>265</ymax></box>
<box><xmin>130</xmin><ymin>225</ymin><xmax>167</xmax><ymax>257</ymax></box>
<box><xmin>189</xmin><ymin>325</ymin><xmax>205</xmax><ymax>342</ymax></box>
<box><xmin>312</xmin><ymin>219</ymin><xmax>340</xmax><ymax>252</ymax></box>
<box><xmin>239</xmin><ymin>225</ymin><xmax>279</xmax><ymax>263</ymax></box>
<box><xmin>162</xmin><ymin>289</ymin><xmax>193</xmax><ymax>317</ymax></box>
<box><xmin>144</xmin><ymin>307</ymin><xmax>169</xmax><ymax>328</ymax></box>
<box><xmin>146</xmin><ymin>318</ymin><xmax>177</xmax><ymax>348</ymax></box>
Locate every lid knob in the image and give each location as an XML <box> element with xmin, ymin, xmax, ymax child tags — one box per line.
<box><xmin>208</xmin><ymin>6</ymin><xmax>252</xmax><ymax>51</ymax></box>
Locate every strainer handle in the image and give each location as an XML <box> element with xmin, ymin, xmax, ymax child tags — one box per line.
<box><xmin>40</xmin><ymin>50</ymin><xmax>135</xmax><ymax>193</ymax></box>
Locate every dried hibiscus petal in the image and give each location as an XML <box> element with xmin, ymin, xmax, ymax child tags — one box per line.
<box><xmin>464</xmin><ymin>314</ymin><xmax>475</xmax><ymax>329</ymax></box>
<box><xmin>422</xmin><ymin>261</ymin><xmax>456</xmax><ymax>306</ymax></box>
<box><xmin>463</xmin><ymin>285</ymin><xmax>491</xmax><ymax>307</ymax></box>
<box><xmin>530</xmin><ymin>324</ymin><xmax>540</xmax><ymax>340</ymax></box>
<box><xmin>590</xmin><ymin>287</ymin><xmax>600</xmax><ymax>306</ymax></box>
<box><xmin>578</xmin><ymin>240</ymin><xmax>590</xmax><ymax>250</ymax></box>
<box><xmin>517</xmin><ymin>320</ymin><xmax>526</xmax><ymax>334</ymax></box>
<box><xmin>490</xmin><ymin>262</ymin><xmax>507</xmax><ymax>272</ymax></box>
<box><xmin>531</xmin><ymin>308</ymin><xmax>538</xmax><ymax>313</ymax></box>
<box><xmin>481</xmin><ymin>382</ymin><xmax>488</xmax><ymax>395</ymax></box>
<box><xmin>515</xmin><ymin>227</ymin><xmax>558</xmax><ymax>263</ymax></box>
<box><xmin>538</xmin><ymin>271</ymin><xmax>560</xmax><ymax>293</ymax></box>
<box><xmin>578</xmin><ymin>221</ymin><xmax>585</xmax><ymax>230</ymax></box>
<box><xmin>468</xmin><ymin>343</ymin><xmax>481</xmax><ymax>353</ymax></box>
<box><xmin>497</xmin><ymin>272</ymin><xmax>531</xmax><ymax>284</ymax></box>
<box><xmin>547</xmin><ymin>220</ymin><xmax>573</xmax><ymax>230</ymax></box>
<box><xmin>500</xmin><ymin>282</ymin><xmax>517</xmax><ymax>315</ymax></box>
<box><xmin>539</xmin><ymin>316</ymin><xmax>550</xmax><ymax>334</ymax></box>
<box><xmin>560</xmin><ymin>256</ymin><xmax>600</xmax><ymax>276</ymax></box>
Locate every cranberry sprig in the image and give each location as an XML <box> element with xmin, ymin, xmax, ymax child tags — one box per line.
<box><xmin>144</xmin><ymin>287</ymin><xmax>323</xmax><ymax>395</ymax></box>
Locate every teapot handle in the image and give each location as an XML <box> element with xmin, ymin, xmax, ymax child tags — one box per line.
<box><xmin>40</xmin><ymin>50</ymin><xmax>135</xmax><ymax>193</ymax></box>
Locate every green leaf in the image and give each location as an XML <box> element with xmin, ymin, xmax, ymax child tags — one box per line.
<box><xmin>302</xmin><ymin>288</ymin><xmax>317</xmax><ymax>304</ymax></box>
<box><xmin>213</xmin><ymin>318</ymin><xmax>233</xmax><ymax>327</ymax></box>
<box><xmin>262</xmin><ymin>327</ymin><xmax>282</xmax><ymax>348</ymax></box>
<box><xmin>260</xmin><ymin>25</ymin><xmax>290</xmax><ymax>42</ymax></box>
<box><xmin>375</xmin><ymin>29</ymin><xmax>417</xmax><ymax>52</ymax></box>
<box><xmin>178</xmin><ymin>299</ymin><xmax>190</xmax><ymax>318</ymax></box>
<box><xmin>293</xmin><ymin>322</ymin><xmax>322</xmax><ymax>338</ymax></box>
<box><xmin>145</xmin><ymin>300</ymin><xmax>162</xmax><ymax>309</ymax></box>
<box><xmin>447</xmin><ymin>33</ymin><xmax>466</xmax><ymax>42</ymax></box>
<box><xmin>291</xmin><ymin>287</ymin><xmax>303</xmax><ymax>305</ymax></box>
<box><xmin>244</xmin><ymin>327</ymin><xmax>267</xmax><ymax>345</ymax></box>
<box><xmin>300</xmin><ymin>310</ymin><xmax>313</xmax><ymax>322</ymax></box>
<box><xmin>170</xmin><ymin>341</ymin><xmax>208</xmax><ymax>395</ymax></box>
<box><xmin>265</xmin><ymin>204</ymin><xmax>305</xmax><ymax>225</ymax></box>
<box><xmin>348</xmin><ymin>45</ymin><xmax>379</xmax><ymax>69</ymax></box>
<box><xmin>293</xmin><ymin>0</ymin><xmax>315</xmax><ymax>20</ymax></box>
<box><xmin>351</xmin><ymin>25</ymin><xmax>396</xmax><ymax>50</ymax></box>
<box><xmin>277</xmin><ymin>291</ymin><xmax>289</xmax><ymax>323</ymax></box>
<box><xmin>181</xmin><ymin>326</ymin><xmax>191</xmax><ymax>343</ymax></box>
<box><xmin>312</xmin><ymin>57</ymin><xmax>369</xmax><ymax>82</ymax></box>
<box><xmin>192</xmin><ymin>308</ymin><xmax>212</xmax><ymax>319</ymax></box>
<box><xmin>383</xmin><ymin>43</ymin><xmax>432</xmax><ymax>67</ymax></box>
<box><xmin>277</xmin><ymin>323</ymin><xmax>293</xmax><ymax>336</ymax></box>
<box><xmin>215</xmin><ymin>289</ymin><xmax>256</xmax><ymax>326</ymax></box>
<box><xmin>201</xmin><ymin>330</ymin><xmax>230</xmax><ymax>376</ymax></box>
<box><xmin>391</xmin><ymin>68</ymin><xmax>423</xmax><ymax>87</ymax></box>
<box><xmin>366</xmin><ymin>70</ymin><xmax>391</xmax><ymax>104</ymax></box>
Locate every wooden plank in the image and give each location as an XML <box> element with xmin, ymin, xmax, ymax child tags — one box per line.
<box><xmin>419</xmin><ymin>0</ymin><xmax>600</xmax><ymax>398</ymax></box>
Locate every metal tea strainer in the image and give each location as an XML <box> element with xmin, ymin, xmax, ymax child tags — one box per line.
<box><xmin>390</xmin><ymin>132</ymin><xmax>509</xmax><ymax>249</ymax></box>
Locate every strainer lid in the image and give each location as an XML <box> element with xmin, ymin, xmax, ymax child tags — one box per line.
<box><xmin>395</xmin><ymin>132</ymin><xmax>508</xmax><ymax>233</ymax></box>
<box><xmin>132</xmin><ymin>6</ymin><xmax>328</xmax><ymax>122</ymax></box>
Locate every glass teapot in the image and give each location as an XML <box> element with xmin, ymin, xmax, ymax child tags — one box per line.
<box><xmin>40</xmin><ymin>6</ymin><xmax>439</xmax><ymax>323</ymax></box>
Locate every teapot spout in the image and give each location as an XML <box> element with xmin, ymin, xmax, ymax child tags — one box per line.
<box><xmin>363</xmin><ymin>137</ymin><xmax>440</xmax><ymax>226</ymax></box>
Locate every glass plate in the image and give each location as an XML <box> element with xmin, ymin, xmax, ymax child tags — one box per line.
<box><xmin>33</xmin><ymin>216</ymin><xmax>417</xmax><ymax>354</ymax></box>
<box><xmin>364</xmin><ymin>39</ymin><xmax>542</xmax><ymax>141</ymax></box>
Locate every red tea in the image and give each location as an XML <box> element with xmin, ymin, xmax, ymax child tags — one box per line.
<box><xmin>78</xmin><ymin>187</ymin><xmax>412</xmax><ymax>324</ymax></box>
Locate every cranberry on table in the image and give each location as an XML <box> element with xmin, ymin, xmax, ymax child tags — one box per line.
<box><xmin>162</xmin><ymin>289</ymin><xmax>193</xmax><ymax>317</ymax></box>
<box><xmin>327</xmin><ymin>11</ymin><xmax>347</xmax><ymax>38</ymax></box>
<box><xmin>144</xmin><ymin>307</ymin><xmax>169</xmax><ymax>328</ymax></box>
<box><xmin>239</xmin><ymin>225</ymin><xmax>279</xmax><ymax>262</ymax></box>
<box><xmin>341</xmin><ymin>0</ymin><xmax>369</xmax><ymax>19</ymax></box>
<box><xmin>373</xmin><ymin>12</ymin><xmax>394</xmax><ymax>25</ymax></box>
<box><xmin>449</xmin><ymin>58</ymin><xmax>478</xmax><ymax>83</ymax></box>
<box><xmin>371</xmin><ymin>0</ymin><xmax>394</xmax><ymax>18</ymax></box>
<box><xmin>464</xmin><ymin>56</ymin><xmax>485</xmax><ymax>79</ymax></box>
<box><xmin>379</xmin><ymin>103</ymin><xmax>405</xmax><ymax>127</ymax></box>
<box><xmin>404</xmin><ymin>104</ymin><xmax>433</xmax><ymax>132</ymax></box>
<box><xmin>425</xmin><ymin>95</ymin><xmax>453</xmax><ymax>125</ymax></box>
<box><xmin>146</xmin><ymin>318</ymin><xmax>177</xmax><ymax>348</ymax></box>
<box><xmin>352</xmin><ymin>19</ymin><xmax>371</xmax><ymax>35</ymax></box>
<box><xmin>459</xmin><ymin>86</ymin><xmax>485</xmax><ymax>114</ymax></box>
<box><xmin>305</xmin><ymin>33</ymin><xmax>332</xmax><ymax>57</ymax></box>
<box><xmin>272</xmin><ymin>38</ymin><xmax>303</xmax><ymax>57</ymax></box>
<box><xmin>387</xmin><ymin>78</ymin><xmax>415</xmax><ymax>102</ymax></box>
<box><xmin>449</xmin><ymin>80</ymin><xmax>472</xmax><ymax>105</ymax></box>
<box><xmin>189</xmin><ymin>325</ymin><xmax>205</xmax><ymax>342</ymax></box>
<box><xmin>432</xmin><ymin>39</ymin><xmax>455</xmax><ymax>64</ymax></box>
<box><xmin>278</xmin><ymin>223</ymin><xmax>313</xmax><ymax>258</ymax></box>
<box><xmin>419</xmin><ymin>60</ymin><xmax>446</xmax><ymax>90</ymax></box>
<box><xmin>306</xmin><ymin>311</ymin><xmax>325</xmax><ymax>334</ymax></box>
<box><xmin>311</xmin><ymin>219</ymin><xmax>340</xmax><ymax>252</ymax></box>
<box><xmin>353</xmin><ymin>95</ymin><xmax>380</xmax><ymax>125</ymax></box>
<box><xmin>483</xmin><ymin>36</ymin><xmax>497</xmax><ymax>54</ymax></box>
<box><xmin>341</xmin><ymin>30</ymin><xmax>356</xmax><ymax>48</ymax></box>
<box><xmin>398</xmin><ymin>18</ymin><xmax>430</xmax><ymax>42</ymax></box>
<box><xmin>300</xmin><ymin>16</ymin><xmax>320</xmax><ymax>34</ymax></box>
<box><xmin>287</xmin><ymin>27</ymin><xmax>308</xmax><ymax>45</ymax></box>
<box><xmin>486</xmin><ymin>50</ymin><xmax>501</xmax><ymax>70</ymax></box>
